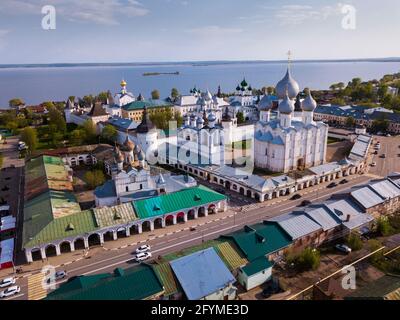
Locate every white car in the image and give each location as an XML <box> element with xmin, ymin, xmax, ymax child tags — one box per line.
<box><xmin>371</xmin><ymin>162</ymin><xmax>377</xmax><ymax>167</ymax></box>
<box><xmin>135</xmin><ymin>245</ymin><xmax>151</xmax><ymax>254</ymax></box>
<box><xmin>0</xmin><ymin>286</ymin><xmax>20</xmax><ymax>298</ymax></box>
<box><xmin>135</xmin><ymin>252</ymin><xmax>152</xmax><ymax>262</ymax></box>
<box><xmin>0</xmin><ymin>277</ymin><xmax>16</xmax><ymax>288</ymax></box>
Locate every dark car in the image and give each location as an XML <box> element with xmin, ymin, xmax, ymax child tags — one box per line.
<box><xmin>327</xmin><ymin>182</ymin><xmax>338</xmax><ymax>188</ymax></box>
<box><xmin>339</xmin><ymin>179</ymin><xmax>349</xmax><ymax>185</ymax></box>
<box><xmin>290</xmin><ymin>194</ymin><xmax>302</xmax><ymax>200</ymax></box>
<box><xmin>299</xmin><ymin>200</ymin><xmax>312</xmax><ymax>207</ymax></box>
<box><xmin>380</xmin><ymin>154</ymin><xmax>386</xmax><ymax>158</ymax></box>
<box><xmin>215</xmin><ymin>188</ymin><xmax>226</xmax><ymax>195</ymax></box>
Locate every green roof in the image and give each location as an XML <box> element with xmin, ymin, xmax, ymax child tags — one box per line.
<box><xmin>241</xmin><ymin>257</ymin><xmax>273</xmax><ymax>276</ymax></box>
<box><xmin>45</xmin><ymin>264</ymin><xmax>164</xmax><ymax>300</ymax></box>
<box><xmin>23</xmin><ymin>155</ymin><xmax>98</xmax><ymax>248</ymax></box>
<box><xmin>24</xmin><ymin>209</ymin><xmax>97</xmax><ymax>248</ymax></box>
<box><xmin>122</xmin><ymin>100</ymin><xmax>172</xmax><ymax>111</ymax></box>
<box><xmin>45</xmin><ymin>265</ymin><xmax>163</xmax><ymax>300</ymax></box>
<box><xmin>222</xmin><ymin>221</ymin><xmax>292</xmax><ymax>261</ymax></box>
<box><xmin>133</xmin><ymin>185</ymin><xmax>226</xmax><ymax>219</ymax></box>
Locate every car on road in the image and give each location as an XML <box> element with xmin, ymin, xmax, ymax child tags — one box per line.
<box><xmin>327</xmin><ymin>182</ymin><xmax>338</xmax><ymax>188</ymax></box>
<box><xmin>374</xmin><ymin>150</ymin><xmax>378</xmax><ymax>155</ymax></box>
<box><xmin>339</xmin><ymin>179</ymin><xmax>349</xmax><ymax>185</ymax></box>
<box><xmin>190</xmin><ymin>226</ymin><xmax>197</xmax><ymax>231</ymax></box>
<box><xmin>135</xmin><ymin>245</ymin><xmax>151</xmax><ymax>254</ymax></box>
<box><xmin>299</xmin><ymin>200</ymin><xmax>312</xmax><ymax>207</ymax></box>
<box><xmin>215</xmin><ymin>188</ymin><xmax>226</xmax><ymax>195</ymax></box>
<box><xmin>135</xmin><ymin>252</ymin><xmax>152</xmax><ymax>262</ymax></box>
<box><xmin>0</xmin><ymin>286</ymin><xmax>20</xmax><ymax>298</ymax></box>
<box><xmin>0</xmin><ymin>277</ymin><xmax>16</xmax><ymax>288</ymax></box>
<box><xmin>335</xmin><ymin>244</ymin><xmax>352</xmax><ymax>254</ymax></box>
<box><xmin>290</xmin><ymin>194</ymin><xmax>302</xmax><ymax>200</ymax></box>
<box><xmin>371</xmin><ymin>162</ymin><xmax>377</xmax><ymax>167</ymax></box>
<box><xmin>380</xmin><ymin>154</ymin><xmax>386</xmax><ymax>158</ymax></box>
<box><xmin>47</xmin><ymin>271</ymin><xmax>67</xmax><ymax>283</ymax></box>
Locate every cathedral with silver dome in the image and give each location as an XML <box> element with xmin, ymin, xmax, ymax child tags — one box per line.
<box><xmin>254</xmin><ymin>66</ymin><xmax>328</xmax><ymax>173</ymax></box>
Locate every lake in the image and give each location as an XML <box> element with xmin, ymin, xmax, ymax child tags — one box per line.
<box><xmin>0</xmin><ymin>61</ymin><xmax>400</xmax><ymax>107</ymax></box>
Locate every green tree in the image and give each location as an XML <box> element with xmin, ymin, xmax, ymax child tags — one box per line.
<box><xmin>9</xmin><ymin>98</ymin><xmax>24</xmax><ymax>108</ymax></box>
<box><xmin>82</xmin><ymin>120</ymin><xmax>97</xmax><ymax>143</ymax></box>
<box><xmin>376</xmin><ymin>217</ymin><xmax>392</xmax><ymax>236</ymax></box>
<box><xmin>48</xmin><ymin>124</ymin><xmax>64</xmax><ymax>148</ymax></box>
<box><xmin>346</xmin><ymin>233</ymin><xmax>363</xmax><ymax>251</ymax></box>
<box><xmin>5</xmin><ymin>121</ymin><xmax>18</xmax><ymax>134</ymax></box>
<box><xmin>288</xmin><ymin>248</ymin><xmax>321</xmax><ymax>272</ymax></box>
<box><xmin>0</xmin><ymin>153</ymin><xmax>3</xmax><ymax>169</ymax></box>
<box><xmin>20</xmin><ymin>127</ymin><xmax>38</xmax><ymax>153</ymax></box>
<box><xmin>42</xmin><ymin>101</ymin><xmax>55</xmax><ymax>110</ymax></box>
<box><xmin>236</xmin><ymin>111</ymin><xmax>245</xmax><ymax>124</ymax></box>
<box><xmin>48</xmin><ymin>108</ymin><xmax>66</xmax><ymax>133</ymax></box>
<box><xmin>84</xmin><ymin>170</ymin><xmax>106</xmax><ymax>189</ymax></box>
<box><xmin>101</xmin><ymin>124</ymin><xmax>118</xmax><ymax>143</ymax></box>
<box><xmin>83</xmin><ymin>95</ymin><xmax>95</xmax><ymax>107</ymax></box>
<box><xmin>151</xmin><ymin>90</ymin><xmax>160</xmax><ymax>100</ymax></box>
<box><xmin>171</xmin><ymin>88</ymin><xmax>179</xmax><ymax>99</ymax></box>
<box><xmin>69</xmin><ymin>129</ymin><xmax>86</xmax><ymax>146</ymax></box>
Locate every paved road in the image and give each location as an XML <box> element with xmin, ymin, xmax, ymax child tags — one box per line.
<box><xmin>2</xmin><ymin>173</ymin><xmax>371</xmax><ymax>300</ymax></box>
<box><xmin>369</xmin><ymin>135</ymin><xmax>400</xmax><ymax>177</ymax></box>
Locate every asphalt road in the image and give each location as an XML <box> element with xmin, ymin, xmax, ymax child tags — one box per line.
<box><xmin>2</xmin><ymin>172</ymin><xmax>371</xmax><ymax>300</ymax></box>
<box><xmin>369</xmin><ymin>135</ymin><xmax>400</xmax><ymax>177</ymax></box>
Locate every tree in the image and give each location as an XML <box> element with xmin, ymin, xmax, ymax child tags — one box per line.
<box><xmin>20</xmin><ymin>127</ymin><xmax>38</xmax><ymax>153</ymax></box>
<box><xmin>287</xmin><ymin>248</ymin><xmax>320</xmax><ymax>272</ymax></box>
<box><xmin>42</xmin><ymin>101</ymin><xmax>55</xmax><ymax>110</ymax></box>
<box><xmin>346</xmin><ymin>233</ymin><xmax>363</xmax><ymax>251</ymax></box>
<box><xmin>5</xmin><ymin>121</ymin><xmax>18</xmax><ymax>134</ymax></box>
<box><xmin>151</xmin><ymin>90</ymin><xmax>160</xmax><ymax>100</ymax></box>
<box><xmin>371</xmin><ymin>119</ymin><xmax>389</xmax><ymax>133</ymax></box>
<box><xmin>97</xmin><ymin>92</ymin><xmax>108</xmax><ymax>104</ymax></box>
<box><xmin>82</xmin><ymin>120</ymin><xmax>97</xmax><ymax>143</ymax></box>
<box><xmin>171</xmin><ymin>88</ymin><xmax>179</xmax><ymax>100</ymax></box>
<box><xmin>84</xmin><ymin>170</ymin><xmax>106</xmax><ymax>189</ymax></box>
<box><xmin>345</xmin><ymin>116</ymin><xmax>356</xmax><ymax>128</ymax></box>
<box><xmin>48</xmin><ymin>124</ymin><xmax>64</xmax><ymax>148</ymax></box>
<box><xmin>83</xmin><ymin>95</ymin><xmax>94</xmax><ymax>107</ymax></box>
<box><xmin>48</xmin><ymin>108</ymin><xmax>66</xmax><ymax>133</ymax></box>
<box><xmin>376</xmin><ymin>217</ymin><xmax>392</xmax><ymax>236</ymax></box>
<box><xmin>69</xmin><ymin>129</ymin><xmax>86</xmax><ymax>146</ymax></box>
<box><xmin>236</xmin><ymin>111</ymin><xmax>245</xmax><ymax>124</ymax></box>
<box><xmin>0</xmin><ymin>153</ymin><xmax>3</xmax><ymax>169</ymax></box>
<box><xmin>101</xmin><ymin>124</ymin><xmax>118</xmax><ymax>143</ymax></box>
<box><xmin>9</xmin><ymin>98</ymin><xmax>24</xmax><ymax>108</ymax></box>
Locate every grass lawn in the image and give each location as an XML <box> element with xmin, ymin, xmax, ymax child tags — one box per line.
<box><xmin>327</xmin><ymin>137</ymin><xmax>343</xmax><ymax>144</ymax></box>
<box><xmin>162</xmin><ymin>239</ymin><xmax>226</xmax><ymax>262</ymax></box>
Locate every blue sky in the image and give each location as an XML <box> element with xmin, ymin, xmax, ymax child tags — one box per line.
<box><xmin>0</xmin><ymin>0</ymin><xmax>399</xmax><ymax>64</ymax></box>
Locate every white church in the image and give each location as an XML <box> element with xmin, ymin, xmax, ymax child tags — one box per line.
<box><xmin>254</xmin><ymin>67</ymin><xmax>328</xmax><ymax>173</ymax></box>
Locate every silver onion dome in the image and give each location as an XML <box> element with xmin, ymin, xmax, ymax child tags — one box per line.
<box><xmin>259</xmin><ymin>95</ymin><xmax>273</xmax><ymax>111</ymax></box>
<box><xmin>301</xmin><ymin>91</ymin><xmax>317</xmax><ymax>112</ymax></box>
<box><xmin>278</xmin><ymin>90</ymin><xmax>295</xmax><ymax>114</ymax></box>
<box><xmin>275</xmin><ymin>68</ymin><xmax>300</xmax><ymax>100</ymax></box>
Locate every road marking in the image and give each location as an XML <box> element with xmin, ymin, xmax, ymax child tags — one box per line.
<box><xmin>4</xmin><ymin>293</ymin><xmax>25</xmax><ymax>300</ymax></box>
<box><xmin>27</xmin><ymin>273</ymin><xmax>47</xmax><ymax>300</ymax></box>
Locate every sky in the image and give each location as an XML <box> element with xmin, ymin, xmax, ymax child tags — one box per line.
<box><xmin>0</xmin><ymin>0</ymin><xmax>399</xmax><ymax>64</ymax></box>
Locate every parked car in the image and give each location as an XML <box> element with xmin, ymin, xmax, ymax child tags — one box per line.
<box><xmin>335</xmin><ymin>244</ymin><xmax>352</xmax><ymax>254</ymax></box>
<box><xmin>215</xmin><ymin>188</ymin><xmax>226</xmax><ymax>195</ymax></box>
<box><xmin>339</xmin><ymin>179</ymin><xmax>349</xmax><ymax>185</ymax></box>
<box><xmin>290</xmin><ymin>194</ymin><xmax>302</xmax><ymax>200</ymax></box>
<box><xmin>371</xmin><ymin>162</ymin><xmax>377</xmax><ymax>167</ymax></box>
<box><xmin>327</xmin><ymin>182</ymin><xmax>338</xmax><ymax>188</ymax></box>
<box><xmin>135</xmin><ymin>245</ymin><xmax>151</xmax><ymax>254</ymax></box>
<box><xmin>374</xmin><ymin>151</ymin><xmax>378</xmax><ymax>155</ymax></box>
<box><xmin>299</xmin><ymin>200</ymin><xmax>312</xmax><ymax>207</ymax></box>
<box><xmin>380</xmin><ymin>154</ymin><xmax>386</xmax><ymax>159</ymax></box>
<box><xmin>0</xmin><ymin>277</ymin><xmax>16</xmax><ymax>288</ymax></box>
<box><xmin>0</xmin><ymin>286</ymin><xmax>20</xmax><ymax>298</ymax></box>
<box><xmin>135</xmin><ymin>252</ymin><xmax>152</xmax><ymax>262</ymax></box>
<box><xmin>190</xmin><ymin>226</ymin><xmax>197</xmax><ymax>231</ymax></box>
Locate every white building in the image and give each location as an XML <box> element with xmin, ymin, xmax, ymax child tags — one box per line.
<box><xmin>229</xmin><ymin>79</ymin><xmax>259</xmax><ymax>121</ymax></box>
<box><xmin>254</xmin><ymin>67</ymin><xmax>328</xmax><ymax>173</ymax></box>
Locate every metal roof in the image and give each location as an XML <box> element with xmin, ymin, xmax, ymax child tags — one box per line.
<box><xmin>133</xmin><ymin>185</ymin><xmax>226</xmax><ymax>219</ymax></box>
<box><xmin>369</xmin><ymin>179</ymin><xmax>400</xmax><ymax>199</ymax></box>
<box><xmin>269</xmin><ymin>212</ymin><xmax>322</xmax><ymax>240</ymax></box>
<box><xmin>351</xmin><ymin>187</ymin><xmax>385</xmax><ymax>209</ymax></box>
<box><xmin>222</xmin><ymin>221</ymin><xmax>292</xmax><ymax>261</ymax></box>
<box><xmin>303</xmin><ymin>206</ymin><xmax>341</xmax><ymax>231</ymax></box>
<box><xmin>170</xmin><ymin>248</ymin><xmax>236</xmax><ymax>300</ymax></box>
<box><xmin>46</xmin><ymin>264</ymin><xmax>164</xmax><ymax>300</ymax></box>
<box><xmin>241</xmin><ymin>257</ymin><xmax>273</xmax><ymax>277</ymax></box>
<box><xmin>93</xmin><ymin>203</ymin><xmax>138</xmax><ymax>228</ymax></box>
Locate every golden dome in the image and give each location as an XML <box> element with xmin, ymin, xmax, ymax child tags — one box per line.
<box><xmin>120</xmin><ymin>79</ymin><xmax>127</xmax><ymax>87</ymax></box>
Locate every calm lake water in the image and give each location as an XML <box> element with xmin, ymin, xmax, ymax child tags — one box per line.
<box><xmin>1</xmin><ymin>61</ymin><xmax>400</xmax><ymax>107</ymax></box>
